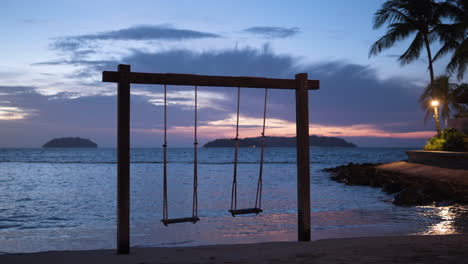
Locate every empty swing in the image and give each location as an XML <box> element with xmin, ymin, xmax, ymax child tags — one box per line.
<box><xmin>229</xmin><ymin>87</ymin><xmax>268</xmax><ymax>216</ymax></box>
<box><xmin>161</xmin><ymin>85</ymin><xmax>200</xmax><ymax>226</ymax></box>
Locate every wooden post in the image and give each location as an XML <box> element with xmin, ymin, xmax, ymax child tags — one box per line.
<box><xmin>295</xmin><ymin>73</ymin><xmax>311</xmax><ymax>241</ymax></box>
<box><xmin>117</xmin><ymin>64</ymin><xmax>131</xmax><ymax>254</ymax></box>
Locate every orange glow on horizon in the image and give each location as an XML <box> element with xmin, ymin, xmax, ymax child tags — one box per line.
<box><xmin>132</xmin><ymin>114</ymin><xmax>436</xmax><ymax>140</ymax></box>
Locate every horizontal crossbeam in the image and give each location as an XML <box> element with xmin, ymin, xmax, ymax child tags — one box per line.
<box><xmin>161</xmin><ymin>216</ymin><xmax>200</xmax><ymax>226</ymax></box>
<box><xmin>102</xmin><ymin>68</ymin><xmax>319</xmax><ymax>90</ymax></box>
<box><xmin>229</xmin><ymin>208</ymin><xmax>263</xmax><ymax>216</ymax></box>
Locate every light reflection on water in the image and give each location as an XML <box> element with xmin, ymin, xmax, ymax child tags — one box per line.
<box><xmin>0</xmin><ymin>147</ymin><xmax>467</xmax><ymax>253</ymax></box>
<box><xmin>419</xmin><ymin>206</ymin><xmax>468</xmax><ymax>235</ymax></box>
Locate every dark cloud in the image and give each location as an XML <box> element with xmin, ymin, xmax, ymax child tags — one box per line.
<box><xmin>120</xmin><ymin>44</ymin><xmax>293</xmax><ymax>77</ymax></box>
<box><xmin>6</xmin><ymin>46</ymin><xmax>434</xmax><ymax>147</ymax></box>
<box><xmin>51</xmin><ymin>25</ymin><xmax>221</xmax><ymax>52</ymax></box>
<box><xmin>93</xmin><ymin>46</ymin><xmax>428</xmax><ymax>134</ymax></box>
<box><xmin>73</xmin><ymin>49</ymin><xmax>97</xmax><ymax>58</ymax></box>
<box><xmin>51</xmin><ymin>39</ymin><xmax>82</xmax><ymax>52</ymax></box>
<box><xmin>304</xmin><ymin>61</ymin><xmax>426</xmax><ymax>130</ymax></box>
<box><xmin>243</xmin><ymin>26</ymin><xmax>300</xmax><ymax>38</ymax></box>
<box><xmin>0</xmin><ymin>85</ymin><xmax>37</xmax><ymax>96</ymax></box>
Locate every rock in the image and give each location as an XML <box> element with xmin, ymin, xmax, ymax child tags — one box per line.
<box><xmin>393</xmin><ymin>188</ymin><xmax>433</xmax><ymax>206</ymax></box>
<box><xmin>325</xmin><ymin>162</ymin><xmax>468</xmax><ymax>207</ymax></box>
<box><xmin>382</xmin><ymin>182</ymin><xmax>402</xmax><ymax>194</ymax></box>
<box><xmin>326</xmin><ymin>162</ymin><xmax>382</xmax><ymax>186</ymax></box>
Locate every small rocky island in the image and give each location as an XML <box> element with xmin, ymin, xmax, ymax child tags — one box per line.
<box><xmin>42</xmin><ymin>137</ymin><xmax>98</xmax><ymax>148</ymax></box>
<box><xmin>204</xmin><ymin>135</ymin><xmax>356</xmax><ymax>148</ymax></box>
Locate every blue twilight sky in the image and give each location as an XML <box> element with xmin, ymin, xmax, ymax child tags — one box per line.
<box><xmin>0</xmin><ymin>0</ymin><xmax>454</xmax><ymax>147</ymax></box>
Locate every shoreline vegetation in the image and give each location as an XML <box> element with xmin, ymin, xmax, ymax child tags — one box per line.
<box><xmin>1</xmin><ymin>235</ymin><xmax>467</xmax><ymax>263</ymax></box>
<box><xmin>42</xmin><ymin>137</ymin><xmax>98</xmax><ymax>148</ymax></box>
<box><xmin>324</xmin><ymin>162</ymin><xmax>468</xmax><ymax>206</ymax></box>
<box><xmin>203</xmin><ymin>135</ymin><xmax>356</xmax><ymax>148</ymax></box>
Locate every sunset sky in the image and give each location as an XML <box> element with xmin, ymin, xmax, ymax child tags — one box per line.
<box><xmin>1</xmin><ymin>0</ymin><xmax>452</xmax><ymax>147</ymax></box>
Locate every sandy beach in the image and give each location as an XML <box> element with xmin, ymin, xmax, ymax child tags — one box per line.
<box><xmin>1</xmin><ymin>234</ymin><xmax>467</xmax><ymax>264</ymax></box>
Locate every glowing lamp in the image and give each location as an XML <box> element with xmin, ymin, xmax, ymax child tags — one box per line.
<box><xmin>431</xmin><ymin>100</ymin><xmax>439</xmax><ymax>107</ymax></box>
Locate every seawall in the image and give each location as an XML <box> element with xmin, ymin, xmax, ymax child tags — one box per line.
<box><xmin>325</xmin><ymin>150</ymin><xmax>468</xmax><ymax>206</ymax></box>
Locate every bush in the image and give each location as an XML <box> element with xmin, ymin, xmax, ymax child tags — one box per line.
<box><xmin>423</xmin><ymin>128</ymin><xmax>467</xmax><ymax>152</ymax></box>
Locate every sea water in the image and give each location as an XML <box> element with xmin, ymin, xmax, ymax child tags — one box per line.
<box><xmin>1</xmin><ymin>147</ymin><xmax>467</xmax><ymax>253</ymax></box>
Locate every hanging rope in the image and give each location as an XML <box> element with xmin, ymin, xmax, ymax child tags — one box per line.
<box><xmin>192</xmin><ymin>86</ymin><xmax>199</xmax><ymax>219</ymax></box>
<box><xmin>162</xmin><ymin>84</ymin><xmax>168</xmax><ymax>222</ymax></box>
<box><xmin>229</xmin><ymin>87</ymin><xmax>268</xmax><ymax>216</ymax></box>
<box><xmin>162</xmin><ymin>84</ymin><xmax>199</xmax><ymax>225</ymax></box>
<box><xmin>230</xmin><ymin>87</ymin><xmax>241</xmax><ymax>212</ymax></box>
<box><xmin>255</xmin><ymin>88</ymin><xmax>268</xmax><ymax>209</ymax></box>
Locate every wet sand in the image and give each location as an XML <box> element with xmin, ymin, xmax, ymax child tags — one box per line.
<box><xmin>1</xmin><ymin>234</ymin><xmax>467</xmax><ymax>263</ymax></box>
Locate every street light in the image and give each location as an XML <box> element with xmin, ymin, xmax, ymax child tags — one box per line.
<box><xmin>431</xmin><ymin>99</ymin><xmax>441</xmax><ymax>135</ymax></box>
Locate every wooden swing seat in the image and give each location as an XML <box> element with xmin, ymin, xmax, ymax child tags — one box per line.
<box><xmin>229</xmin><ymin>207</ymin><xmax>263</xmax><ymax>216</ymax></box>
<box><xmin>161</xmin><ymin>216</ymin><xmax>200</xmax><ymax>226</ymax></box>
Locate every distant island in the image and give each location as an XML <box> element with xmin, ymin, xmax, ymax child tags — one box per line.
<box><xmin>42</xmin><ymin>137</ymin><xmax>98</xmax><ymax>148</ymax></box>
<box><xmin>204</xmin><ymin>135</ymin><xmax>356</xmax><ymax>148</ymax></box>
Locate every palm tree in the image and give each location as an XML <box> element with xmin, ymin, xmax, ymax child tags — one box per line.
<box><xmin>434</xmin><ymin>0</ymin><xmax>468</xmax><ymax>80</ymax></box>
<box><xmin>370</xmin><ymin>0</ymin><xmax>444</xmax><ymax>132</ymax></box>
<box><xmin>452</xmin><ymin>83</ymin><xmax>468</xmax><ymax>106</ymax></box>
<box><xmin>419</xmin><ymin>75</ymin><xmax>466</xmax><ymax>125</ymax></box>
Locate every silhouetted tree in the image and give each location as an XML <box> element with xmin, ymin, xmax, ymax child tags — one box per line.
<box><xmin>420</xmin><ymin>75</ymin><xmax>467</xmax><ymax>125</ymax></box>
<box><xmin>434</xmin><ymin>0</ymin><xmax>468</xmax><ymax>80</ymax></box>
<box><xmin>370</xmin><ymin>0</ymin><xmax>444</xmax><ymax>132</ymax></box>
<box><xmin>452</xmin><ymin>83</ymin><xmax>468</xmax><ymax>114</ymax></box>
<box><xmin>370</xmin><ymin>0</ymin><xmax>443</xmax><ymax>83</ymax></box>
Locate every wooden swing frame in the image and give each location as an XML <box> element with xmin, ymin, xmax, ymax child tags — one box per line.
<box><xmin>102</xmin><ymin>64</ymin><xmax>320</xmax><ymax>254</ymax></box>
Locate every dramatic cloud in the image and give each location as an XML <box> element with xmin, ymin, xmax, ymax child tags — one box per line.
<box><xmin>102</xmin><ymin>47</ymin><xmax>428</xmax><ymax>135</ymax></box>
<box><xmin>0</xmin><ymin>106</ymin><xmax>31</xmax><ymax>120</ymax></box>
<box><xmin>51</xmin><ymin>25</ymin><xmax>221</xmax><ymax>52</ymax></box>
<box><xmin>16</xmin><ymin>45</ymin><xmax>435</xmax><ymax>147</ymax></box>
<box><xmin>243</xmin><ymin>26</ymin><xmax>300</xmax><ymax>38</ymax></box>
<box><xmin>0</xmin><ymin>86</ymin><xmax>44</xmax><ymax>121</ymax></box>
<box><xmin>131</xmin><ymin>89</ymin><xmax>228</xmax><ymax>111</ymax></box>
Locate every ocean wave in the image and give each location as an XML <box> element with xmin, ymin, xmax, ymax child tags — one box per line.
<box><xmin>0</xmin><ymin>161</ymin><xmax>324</xmax><ymax>164</ymax></box>
<box><xmin>0</xmin><ymin>224</ymin><xmax>22</xmax><ymax>230</ymax></box>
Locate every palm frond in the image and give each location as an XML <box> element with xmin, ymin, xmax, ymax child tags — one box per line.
<box><xmin>369</xmin><ymin>22</ymin><xmax>416</xmax><ymax>57</ymax></box>
<box><xmin>444</xmin><ymin>0</ymin><xmax>467</xmax><ymax>20</ymax></box>
<box><xmin>446</xmin><ymin>39</ymin><xmax>468</xmax><ymax>79</ymax></box>
<box><xmin>398</xmin><ymin>31</ymin><xmax>424</xmax><ymax>65</ymax></box>
<box><xmin>433</xmin><ymin>39</ymin><xmax>460</xmax><ymax>61</ymax></box>
<box><xmin>373</xmin><ymin>6</ymin><xmax>413</xmax><ymax>29</ymax></box>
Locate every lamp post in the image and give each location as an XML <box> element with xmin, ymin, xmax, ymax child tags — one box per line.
<box><xmin>431</xmin><ymin>99</ymin><xmax>441</xmax><ymax>135</ymax></box>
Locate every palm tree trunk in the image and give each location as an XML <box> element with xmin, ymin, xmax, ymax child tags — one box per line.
<box><xmin>423</xmin><ymin>33</ymin><xmax>441</xmax><ymax>134</ymax></box>
<box><xmin>424</xmin><ymin>36</ymin><xmax>435</xmax><ymax>85</ymax></box>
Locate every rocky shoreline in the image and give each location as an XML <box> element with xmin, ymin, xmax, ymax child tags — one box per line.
<box><xmin>324</xmin><ymin>162</ymin><xmax>468</xmax><ymax>206</ymax></box>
